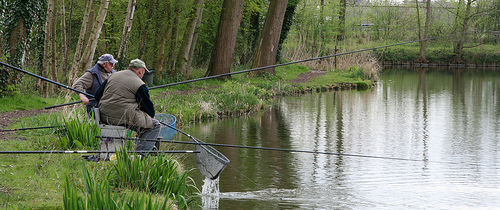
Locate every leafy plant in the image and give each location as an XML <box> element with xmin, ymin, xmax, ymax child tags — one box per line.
<box><xmin>58</xmin><ymin>116</ymin><xmax>100</xmax><ymax>150</ymax></box>
<box><xmin>64</xmin><ymin>164</ymin><xmax>172</xmax><ymax>210</ymax></box>
<box><xmin>110</xmin><ymin>148</ymin><xmax>199</xmax><ymax>209</ymax></box>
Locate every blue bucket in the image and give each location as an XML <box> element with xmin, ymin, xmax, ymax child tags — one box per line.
<box><xmin>155</xmin><ymin>114</ymin><xmax>177</xmax><ymax>140</ymax></box>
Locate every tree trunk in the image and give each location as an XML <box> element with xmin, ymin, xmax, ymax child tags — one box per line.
<box><xmin>138</xmin><ymin>0</ymin><xmax>156</xmax><ymax>60</ymax></box>
<box><xmin>68</xmin><ymin>0</ymin><xmax>93</xmax><ymax>84</ymax></box>
<box><xmin>43</xmin><ymin>0</ymin><xmax>56</xmax><ymax>97</ymax></box>
<box><xmin>417</xmin><ymin>0</ymin><xmax>431</xmax><ymax>62</ymax></box>
<box><xmin>80</xmin><ymin>0</ymin><xmax>109</xmax><ymax>70</ymax></box>
<box><xmin>205</xmin><ymin>0</ymin><xmax>244</xmax><ymax>77</ymax></box>
<box><xmin>337</xmin><ymin>0</ymin><xmax>346</xmax><ymax>41</ymax></box>
<box><xmin>9</xmin><ymin>16</ymin><xmax>27</xmax><ymax>84</ymax></box>
<box><xmin>249</xmin><ymin>0</ymin><xmax>289</xmax><ymax>76</ymax></box>
<box><xmin>68</xmin><ymin>0</ymin><xmax>73</xmax><ymax>52</ymax></box>
<box><xmin>60</xmin><ymin>0</ymin><xmax>68</xmax><ymax>78</ymax></box>
<box><xmin>50</xmin><ymin>16</ymin><xmax>57</xmax><ymax>94</ymax></box>
<box><xmin>277</xmin><ymin>0</ymin><xmax>299</xmax><ymax>62</ymax></box>
<box><xmin>117</xmin><ymin>0</ymin><xmax>136</xmax><ymax>61</ymax></box>
<box><xmin>167</xmin><ymin>14</ymin><xmax>181</xmax><ymax>72</ymax></box>
<box><xmin>157</xmin><ymin>26</ymin><xmax>173</xmax><ymax>80</ymax></box>
<box><xmin>176</xmin><ymin>0</ymin><xmax>204</xmax><ymax>78</ymax></box>
<box><xmin>416</xmin><ymin>0</ymin><xmax>421</xmax><ymax>40</ymax></box>
<box><xmin>453</xmin><ymin>0</ymin><xmax>474</xmax><ymax>63</ymax></box>
<box><xmin>186</xmin><ymin>10</ymin><xmax>203</xmax><ymax>71</ymax></box>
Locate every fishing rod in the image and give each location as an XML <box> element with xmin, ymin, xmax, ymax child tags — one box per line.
<box><xmin>98</xmin><ymin>118</ymin><xmax>440</xmax><ymax>164</ymax></box>
<box><xmin>45</xmin><ymin>32</ymin><xmax>468</xmax><ymax>109</ymax></box>
<box><xmin>45</xmin><ymin>100</ymin><xmax>85</xmax><ymax>109</ymax></box>
<box><xmin>0</xmin><ymin>125</ymin><xmax>64</xmax><ymax>132</ymax></box>
<box><xmin>148</xmin><ymin>32</ymin><xmax>468</xmax><ymax>90</ymax></box>
<box><xmin>0</xmin><ymin>61</ymin><xmax>94</xmax><ymax>98</ymax></box>
<box><xmin>0</xmin><ymin>150</ymin><xmax>199</xmax><ymax>154</ymax></box>
<box><xmin>151</xmin><ymin>121</ymin><xmax>429</xmax><ymax>162</ymax></box>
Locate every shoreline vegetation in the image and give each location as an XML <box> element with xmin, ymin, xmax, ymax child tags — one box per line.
<box><xmin>1</xmin><ymin>45</ymin><xmax>499</xmax><ymax>207</ymax></box>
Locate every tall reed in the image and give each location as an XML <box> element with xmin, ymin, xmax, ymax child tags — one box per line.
<box><xmin>282</xmin><ymin>41</ymin><xmax>381</xmax><ymax>81</ymax></box>
<box><xmin>111</xmin><ymin>148</ymin><xmax>199</xmax><ymax>209</ymax></box>
<box><xmin>56</xmin><ymin>110</ymin><xmax>100</xmax><ymax>150</ymax></box>
<box><xmin>63</xmin><ymin>164</ymin><xmax>172</xmax><ymax>209</ymax></box>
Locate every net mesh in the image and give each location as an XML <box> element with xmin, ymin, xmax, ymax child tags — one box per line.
<box><xmin>194</xmin><ymin>137</ymin><xmax>230</xmax><ymax>180</ymax></box>
<box><xmin>156</xmin><ymin>114</ymin><xmax>229</xmax><ymax>180</ymax></box>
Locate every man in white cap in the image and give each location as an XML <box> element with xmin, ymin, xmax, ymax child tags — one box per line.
<box><xmin>73</xmin><ymin>54</ymin><xmax>118</xmax><ymax>114</ymax></box>
<box><xmin>95</xmin><ymin>59</ymin><xmax>161</xmax><ymax>153</ymax></box>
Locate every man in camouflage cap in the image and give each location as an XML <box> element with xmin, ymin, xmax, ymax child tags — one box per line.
<box><xmin>95</xmin><ymin>59</ymin><xmax>161</xmax><ymax>153</ymax></box>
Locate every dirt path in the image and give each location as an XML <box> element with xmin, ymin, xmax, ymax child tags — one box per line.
<box><xmin>289</xmin><ymin>69</ymin><xmax>327</xmax><ymax>83</ymax></box>
<box><xmin>0</xmin><ymin>109</ymin><xmax>61</xmax><ymax>140</ymax></box>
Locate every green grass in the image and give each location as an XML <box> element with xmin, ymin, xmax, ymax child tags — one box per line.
<box><xmin>0</xmin><ymin>93</ymin><xmax>59</xmax><ymax>113</ymax></box>
<box><xmin>0</xmin><ymin>148</ymin><xmax>83</xmax><ymax>208</ymax></box>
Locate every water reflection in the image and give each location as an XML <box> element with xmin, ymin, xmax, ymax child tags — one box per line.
<box><xmin>182</xmin><ymin>68</ymin><xmax>500</xmax><ymax>209</ymax></box>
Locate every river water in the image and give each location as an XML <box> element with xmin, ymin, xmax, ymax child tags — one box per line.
<box><xmin>179</xmin><ymin>67</ymin><xmax>500</xmax><ymax>209</ymax></box>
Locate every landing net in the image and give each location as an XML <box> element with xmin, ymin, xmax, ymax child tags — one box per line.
<box><xmin>193</xmin><ymin>137</ymin><xmax>229</xmax><ymax>180</ymax></box>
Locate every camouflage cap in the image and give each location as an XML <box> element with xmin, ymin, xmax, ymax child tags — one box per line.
<box><xmin>129</xmin><ymin>59</ymin><xmax>149</xmax><ymax>73</ymax></box>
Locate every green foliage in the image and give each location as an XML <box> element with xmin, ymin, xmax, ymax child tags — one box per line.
<box><xmin>63</xmin><ymin>175</ymin><xmax>85</xmax><ymax>209</ymax></box>
<box><xmin>110</xmin><ymin>148</ymin><xmax>199</xmax><ymax>209</ymax></box>
<box><xmin>215</xmin><ymin>80</ymin><xmax>263</xmax><ymax>111</ymax></box>
<box><xmin>63</xmin><ymin>164</ymin><xmax>173</xmax><ymax>210</ymax></box>
<box><xmin>57</xmin><ymin>114</ymin><xmax>100</xmax><ymax>150</ymax></box>
<box><xmin>194</xmin><ymin>0</ymin><xmax>223</xmax><ymax>65</ymax></box>
<box><xmin>2</xmin><ymin>0</ymin><xmax>47</xmax><ymax>95</ymax></box>
<box><xmin>277</xmin><ymin>0</ymin><xmax>301</xmax><ymax>62</ymax></box>
<box><xmin>155</xmin><ymin>78</ymin><xmax>275</xmax><ymax>123</ymax></box>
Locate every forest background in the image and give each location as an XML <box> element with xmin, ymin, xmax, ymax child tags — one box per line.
<box><xmin>0</xmin><ymin>0</ymin><xmax>499</xmax><ymax>97</ymax></box>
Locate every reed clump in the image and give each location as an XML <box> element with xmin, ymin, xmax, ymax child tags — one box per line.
<box><xmin>282</xmin><ymin>41</ymin><xmax>381</xmax><ymax>81</ymax></box>
<box><xmin>63</xmin><ymin>148</ymin><xmax>199</xmax><ymax>209</ymax></box>
<box><xmin>64</xmin><ymin>164</ymin><xmax>175</xmax><ymax>210</ymax></box>
<box><xmin>55</xmin><ymin>109</ymin><xmax>100</xmax><ymax>150</ymax></box>
<box><xmin>109</xmin><ymin>148</ymin><xmax>199</xmax><ymax>209</ymax></box>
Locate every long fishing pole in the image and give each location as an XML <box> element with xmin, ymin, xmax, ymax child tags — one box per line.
<box><xmin>45</xmin><ymin>32</ymin><xmax>468</xmax><ymax>109</ymax></box>
<box><xmin>0</xmin><ymin>150</ymin><xmax>199</xmax><ymax>154</ymax></box>
<box><xmin>0</xmin><ymin>61</ymin><xmax>94</xmax><ymax>98</ymax></box>
<box><xmin>148</xmin><ymin>32</ymin><xmax>468</xmax><ymax>90</ymax></box>
<box><xmin>45</xmin><ymin>100</ymin><xmax>84</xmax><ymax>109</ymax></box>
<box><xmin>0</xmin><ymin>125</ymin><xmax>64</xmax><ymax>132</ymax></box>
<box><xmin>98</xmin><ymin>135</ymin><xmax>440</xmax><ymax>163</ymax></box>
<box><xmin>99</xmin><ymin>118</ymin><xmax>438</xmax><ymax>164</ymax></box>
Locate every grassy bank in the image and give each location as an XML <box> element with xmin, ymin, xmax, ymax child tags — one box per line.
<box><xmin>152</xmin><ymin>64</ymin><xmax>375</xmax><ymax>124</ymax></box>
<box><xmin>373</xmin><ymin>42</ymin><xmax>500</xmax><ymax>64</ymax></box>
<box><xmin>283</xmin><ymin>39</ymin><xmax>500</xmax><ymax>65</ymax></box>
<box><xmin>0</xmin><ymin>64</ymin><xmax>375</xmax><ymax>208</ymax></box>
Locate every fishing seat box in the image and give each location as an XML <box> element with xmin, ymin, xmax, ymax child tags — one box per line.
<box><xmin>92</xmin><ymin>108</ymin><xmax>130</xmax><ymax>160</ymax></box>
